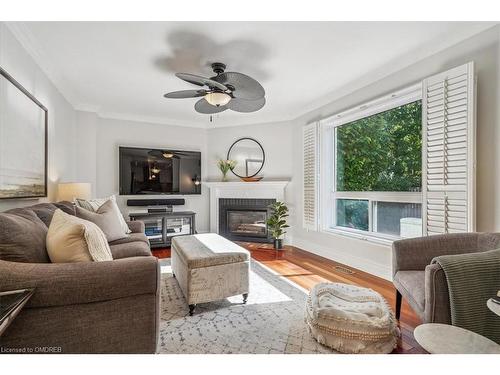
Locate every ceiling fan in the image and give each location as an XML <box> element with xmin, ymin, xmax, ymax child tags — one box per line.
<box><xmin>147</xmin><ymin>150</ymin><xmax>194</xmax><ymax>160</ymax></box>
<box><xmin>163</xmin><ymin>62</ymin><xmax>265</xmax><ymax>114</ymax></box>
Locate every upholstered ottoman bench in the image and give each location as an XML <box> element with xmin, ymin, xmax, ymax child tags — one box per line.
<box><xmin>305</xmin><ymin>282</ymin><xmax>400</xmax><ymax>354</ymax></box>
<box><xmin>171</xmin><ymin>233</ymin><xmax>250</xmax><ymax>315</ymax></box>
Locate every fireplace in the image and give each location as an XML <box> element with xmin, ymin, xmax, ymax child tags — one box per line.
<box><xmin>227</xmin><ymin>210</ymin><xmax>267</xmax><ymax>238</ymax></box>
<box><xmin>219</xmin><ymin>198</ymin><xmax>276</xmax><ymax>242</ymax></box>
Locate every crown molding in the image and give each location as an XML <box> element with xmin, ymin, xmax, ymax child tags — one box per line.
<box><xmin>82</xmin><ymin>22</ymin><xmax>500</xmax><ymax>129</ymax></box>
<box><xmin>74</xmin><ymin>103</ymin><xmax>101</xmax><ymax>113</ymax></box>
<box><xmin>5</xmin><ymin>21</ymin><xmax>291</xmax><ymax>129</ymax></box>
<box><xmin>5</xmin><ymin>22</ymin><xmax>80</xmax><ymax>107</ymax></box>
<box><xmin>85</xmin><ymin>109</ymin><xmax>295</xmax><ymax>129</ymax></box>
<box><xmin>293</xmin><ymin>23</ymin><xmax>499</xmax><ymax>121</ymax></box>
<box><xmin>6</xmin><ymin>22</ymin><xmax>498</xmax><ymax>131</ymax></box>
<box><xmin>96</xmin><ymin>111</ymin><xmax>208</xmax><ymax>129</ymax></box>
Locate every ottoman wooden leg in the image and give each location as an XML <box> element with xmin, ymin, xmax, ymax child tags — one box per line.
<box><xmin>189</xmin><ymin>304</ymin><xmax>196</xmax><ymax>316</ymax></box>
<box><xmin>243</xmin><ymin>293</ymin><xmax>248</xmax><ymax>304</ymax></box>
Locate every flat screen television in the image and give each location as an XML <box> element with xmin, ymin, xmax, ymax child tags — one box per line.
<box><xmin>119</xmin><ymin>146</ymin><xmax>201</xmax><ymax>195</ymax></box>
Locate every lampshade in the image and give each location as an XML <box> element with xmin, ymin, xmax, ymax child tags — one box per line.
<box><xmin>57</xmin><ymin>183</ymin><xmax>91</xmax><ymax>202</ymax></box>
<box><xmin>205</xmin><ymin>92</ymin><xmax>231</xmax><ymax>107</ymax></box>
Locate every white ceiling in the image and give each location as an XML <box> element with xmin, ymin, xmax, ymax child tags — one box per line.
<box><xmin>8</xmin><ymin>22</ymin><xmax>496</xmax><ymax>127</ymax></box>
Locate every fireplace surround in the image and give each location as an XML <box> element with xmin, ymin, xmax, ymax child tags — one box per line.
<box><xmin>205</xmin><ymin>180</ymin><xmax>289</xmax><ymax>242</ymax></box>
<box><xmin>219</xmin><ymin>198</ymin><xmax>276</xmax><ymax>242</ymax></box>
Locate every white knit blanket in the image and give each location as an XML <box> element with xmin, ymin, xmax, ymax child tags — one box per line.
<box><xmin>310</xmin><ymin>283</ymin><xmax>393</xmax><ymax>329</ymax></box>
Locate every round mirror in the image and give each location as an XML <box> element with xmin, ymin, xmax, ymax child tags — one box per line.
<box><xmin>227</xmin><ymin>137</ymin><xmax>265</xmax><ymax>178</ymax></box>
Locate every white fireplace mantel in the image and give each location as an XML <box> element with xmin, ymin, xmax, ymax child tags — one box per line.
<box><xmin>204</xmin><ymin>180</ymin><xmax>290</xmax><ymax>233</ymax></box>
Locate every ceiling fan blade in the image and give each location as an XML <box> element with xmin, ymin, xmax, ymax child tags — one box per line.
<box><xmin>213</xmin><ymin>72</ymin><xmax>265</xmax><ymax>100</ymax></box>
<box><xmin>194</xmin><ymin>98</ymin><xmax>228</xmax><ymax>114</ymax></box>
<box><xmin>163</xmin><ymin>89</ymin><xmax>207</xmax><ymax>99</ymax></box>
<box><xmin>176</xmin><ymin>73</ymin><xmax>228</xmax><ymax>91</ymax></box>
<box><xmin>227</xmin><ymin>97</ymin><xmax>266</xmax><ymax>113</ymax></box>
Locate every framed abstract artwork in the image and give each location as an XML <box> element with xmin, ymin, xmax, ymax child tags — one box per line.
<box><xmin>0</xmin><ymin>66</ymin><xmax>48</xmax><ymax>199</ymax></box>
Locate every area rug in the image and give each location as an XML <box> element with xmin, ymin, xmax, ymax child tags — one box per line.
<box><xmin>158</xmin><ymin>258</ymin><xmax>335</xmax><ymax>354</ymax></box>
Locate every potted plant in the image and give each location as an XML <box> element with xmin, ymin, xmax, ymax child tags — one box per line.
<box><xmin>217</xmin><ymin>159</ymin><xmax>237</xmax><ymax>182</ymax></box>
<box><xmin>266</xmin><ymin>201</ymin><xmax>289</xmax><ymax>250</ymax></box>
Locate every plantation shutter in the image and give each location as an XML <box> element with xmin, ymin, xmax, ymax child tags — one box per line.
<box><xmin>422</xmin><ymin>62</ymin><xmax>476</xmax><ymax>235</ymax></box>
<box><xmin>303</xmin><ymin>122</ymin><xmax>319</xmax><ymax>230</ymax></box>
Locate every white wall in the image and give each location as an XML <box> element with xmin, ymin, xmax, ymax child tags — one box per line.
<box><xmin>83</xmin><ymin>116</ymin><xmax>210</xmax><ymax>232</ymax></box>
<box><xmin>206</xmin><ymin>120</ymin><xmax>294</xmax><ymax>183</ymax></box>
<box><xmin>291</xmin><ymin>25</ymin><xmax>500</xmax><ymax>280</ymax></box>
<box><xmin>207</xmin><ymin>120</ymin><xmax>295</xmax><ymax>242</ymax></box>
<box><xmin>73</xmin><ymin>116</ymin><xmax>296</xmax><ymax>234</ymax></box>
<box><xmin>75</xmin><ymin>111</ymin><xmax>98</xmax><ymax>197</ymax></box>
<box><xmin>0</xmin><ymin>23</ymin><xmax>77</xmax><ymax>211</ymax></box>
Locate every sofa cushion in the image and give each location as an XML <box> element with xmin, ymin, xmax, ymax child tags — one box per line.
<box><xmin>0</xmin><ymin>209</ymin><xmax>50</xmax><ymax>263</ymax></box>
<box><xmin>393</xmin><ymin>270</ymin><xmax>425</xmax><ymax>314</ymax></box>
<box><xmin>46</xmin><ymin>209</ymin><xmax>113</xmax><ymax>263</ymax></box>
<box><xmin>26</xmin><ymin>201</ymin><xmax>75</xmax><ymax>227</ymax></box>
<box><xmin>108</xmin><ymin>232</ymin><xmax>149</xmax><ymax>245</ymax></box>
<box><xmin>76</xmin><ymin>200</ymin><xmax>128</xmax><ymax>242</ymax></box>
<box><xmin>126</xmin><ymin>220</ymin><xmax>145</xmax><ymax>234</ymax></box>
<box><xmin>0</xmin><ymin>256</ymin><xmax>158</xmax><ymax>308</ymax></box>
<box><xmin>110</xmin><ymin>241</ymin><xmax>151</xmax><ymax>260</ymax></box>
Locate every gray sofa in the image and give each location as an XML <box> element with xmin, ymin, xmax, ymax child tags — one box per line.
<box><xmin>392</xmin><ymin>232</ymin><xmax>500</xmax><ymax>324</ymax></box>
<box><xmin>0</xmin><ymin>201</ymin><xmax>160</xmax><ymax>354</ymax></box>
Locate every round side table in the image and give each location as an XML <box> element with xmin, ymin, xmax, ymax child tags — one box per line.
<box><xmin>414</xmin><ymin>323</ymin><xmax>500</xmax><ymax>354</ymax></box>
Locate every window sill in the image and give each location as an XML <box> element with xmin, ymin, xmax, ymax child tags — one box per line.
<box><xmin>320</xmin><ymin>227</ymin><xmax>395</xmax><ymax>247</ymax></box>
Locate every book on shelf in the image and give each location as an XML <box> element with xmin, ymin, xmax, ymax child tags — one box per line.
<box><xmin>147</xmin><ymin>235</ymin><xmax>163</xmax><ymax>240</ymax></box>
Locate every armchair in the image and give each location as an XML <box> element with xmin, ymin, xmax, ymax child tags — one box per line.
<box><xmin>392</xmin><ymin>232</ymin><xmax>500</xmax><ymax>324</ymax></box>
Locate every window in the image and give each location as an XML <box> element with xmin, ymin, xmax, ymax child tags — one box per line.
<box><xmin>306</xmin><ymin>63</ymin><xmax>475</xmax><ymax>243</ymax></box>
<box><xmin>321</xmin><ymin>85</ymin><xmax>424</xmax><ymax>240</ymax></box>
<box><xmin>336</xmin><ymin>101</ymin><xmax>422</xmax><ymax>193</ymax></box>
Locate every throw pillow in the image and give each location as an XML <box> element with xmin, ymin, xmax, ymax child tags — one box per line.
<box><xmin>46</xmin><ymin>209</ymin><xmax>113</xmax><ymax>263</ymax></box>
<box><xmin>75</xmin><ymin>199</ymin><xmax>128</xmax><ymax>242</ymax></box>
<box><xmin>30</xmin><ymin>201</ymin><xmax>76</xmax><ymax>227</ymax></box>
<box><xmin>75</xmin><ymin>195</ymin><xmax>131</xmax><ymax>234</ymax></box>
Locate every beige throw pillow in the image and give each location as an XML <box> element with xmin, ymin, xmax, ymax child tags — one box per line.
<box><xmin>75</xmin><ymin>195</ymin><xmax>131</xmax><ymax>234</ymax></box>
<box><xmin>76</xmin><ymin>199</ymin><xmax>128</xmax><ymax>242</ymax></box>
<box><xmin>46</xmin><ymin>209</ymin><xmax>113</xmax><ymax>263</ymax></box>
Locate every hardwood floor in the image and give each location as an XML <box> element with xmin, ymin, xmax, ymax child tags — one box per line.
<box><xmin>152</xmin><ymin>242</ymin><xmax>426</xmax><ymax>354</ymax></box>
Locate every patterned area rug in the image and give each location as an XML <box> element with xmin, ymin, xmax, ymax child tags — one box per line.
<box><xmin>158</xmin><ymin>258</ymin><xmax>336</xmax><ymax>354</ymax></box>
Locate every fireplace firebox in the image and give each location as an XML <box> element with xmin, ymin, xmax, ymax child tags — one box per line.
<box><xmin>227</xmin><ymin>210</ymin><xmax>267</xmax><ymax>238</ymax></box>
<box><xmin>219</xmin><ymin>198</ymin><xmax>276</xmax><ymax>242</ymax></box>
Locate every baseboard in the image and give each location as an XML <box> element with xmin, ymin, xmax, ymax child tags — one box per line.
<box><xmin>291</xmin><ymin>236</ymin><xmax>392</xmax><ymax>281</ymax></box>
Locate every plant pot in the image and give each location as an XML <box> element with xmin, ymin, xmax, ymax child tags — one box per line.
<box><xmin>273</xmin><ymin>238</ymin><xmax>283</xmax><ymax>250</ymax></box>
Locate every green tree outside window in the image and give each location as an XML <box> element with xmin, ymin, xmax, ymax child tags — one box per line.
<box><xmin>336</xmin><ymin>101</ymin><xmax>422</xmax><ymax>192</ymax></box>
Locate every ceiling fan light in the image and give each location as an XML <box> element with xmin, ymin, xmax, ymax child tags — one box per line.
<box><xmin>205</xmin><ymin>92</ymin><xmax>231</xmax><ymax>107</ymax></box>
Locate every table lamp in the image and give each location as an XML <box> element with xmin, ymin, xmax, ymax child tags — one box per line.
<box><xmin>57</xmin><ymin>183</ymin><xmax>91</xmax><ymax>202</ymax></box>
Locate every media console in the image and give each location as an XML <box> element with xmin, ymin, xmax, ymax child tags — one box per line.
<box><xmin>129</xmin><ymin>211</ymin><xmax>196</xmax><ymax>248</ymax></box>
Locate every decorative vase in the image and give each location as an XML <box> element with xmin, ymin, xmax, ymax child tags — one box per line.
<box><xmin>273</xmin><ymin>238</ymin><xmax>283</xmax><ymax>250</ymax></box>
<box><xmin>222</xmin><ymin>173</ymin><xmax>228</xmax><ymax>182</ymax></box>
